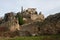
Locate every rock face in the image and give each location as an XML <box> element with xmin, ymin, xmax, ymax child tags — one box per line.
<box><xmin>20</xmin><ymin>21</ymin><xmax>40</xmax><ymax>36</ymax></box>
<box><xmin>2</xmin><ymin>7</ymin><xmax>60</xmax><ymax>36</ymax></box>
<box><xmin>0</xmin><ymin>12</ymin><xmax>20</xmax><ymax>32</ymax></box>
<box><xmin>0</xmin><ymin>18</ymin><xmax>3</xmax><ymax>24</ymax></box>
<box><xmin>38</xmin><ymin>13</ymin><xmax>60</xmax><ymax>35</ymax></box>
<box><xmin>31</xmin><ymin>13</ymin><xmax>44</xmax><ymax>21</ymax></box>
<box><xmin>16</xmin><ymin>8</ymin><xmax>45</xmax><ymax>36</ymax></box>
<box><xmin>15</xmin><ymin>8</ymin><xmax>45</xmax><ymax>36</ymax></box>
<box><xmin>9</xmin><ymin>23</ymin><xmax>20</xmax><ymax>32</ymax></box>
<box><xmin>0</xmin><ymin>7</ymin><xmax>45</xmax><ymax>37</ymax></box>
<box><xmin>4</xmin><ymin>12</ymin><xmax>14</xmax><ymax>21</ymax></box>
<box><xmin>19</xmin><ymin>8</ymin><xmax>45</xmax><ymax>23</ymax></box>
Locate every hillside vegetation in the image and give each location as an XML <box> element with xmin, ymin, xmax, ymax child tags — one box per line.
<box><xmin>0</xmin><ymin>35</ymin><xmax>60</xmax><ymax>40</ymax></box>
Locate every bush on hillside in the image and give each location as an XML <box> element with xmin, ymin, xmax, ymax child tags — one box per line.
<box><xmin>16</xmin><ymin>13</ymin><xmax>24</xmax><ymax>25</ymax></box>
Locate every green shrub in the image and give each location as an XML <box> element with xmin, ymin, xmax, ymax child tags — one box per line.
<box><xmin>16</xmin><ymin>13</ymin><xmax>24</xmax><ymax>25</ymax></box>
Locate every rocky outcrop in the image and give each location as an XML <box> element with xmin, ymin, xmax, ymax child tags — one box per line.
<box><xmin>0</xmin><ymin>12</ymin><xmax>20</xmax><ymax>32</ymax></box>
<box><xmin>19</xmin><ymin>8</ymin><xmax>45</xmax><ymax>24</ymax></box>
<box><xmin>38</xmin><ymin>13</ymin><xmax>60</xmax><ymax>35</ymax></box>
<box><xmin>4</xmin><ymin>12</ymin><xmax>15</xmax><ymax>21</ymax></box>
<box><xmin>20</xmin><ymin>21</ymin><xmax>41</xmax><ymax>36</ymax></box>
<box><xmin>1</xmin><ymin>7</ymin><xmax>60</xmax><ymax>37</ymax></box>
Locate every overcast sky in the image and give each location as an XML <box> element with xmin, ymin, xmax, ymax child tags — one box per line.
<box><xmin>0</xmin><ymin>0</ymin><xmax>60</xmax><ymax>17</ymax></box>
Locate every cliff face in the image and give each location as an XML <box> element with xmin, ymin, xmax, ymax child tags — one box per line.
<box><xmin>38</xmin><ymin>13</ymin><xmax>60</xmax><ymax>35</ymax></box>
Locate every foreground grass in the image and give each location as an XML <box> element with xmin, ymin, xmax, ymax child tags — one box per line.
<box><xmin>0</xmin><ymin>35</ymin><xmax>60</xmax><ymax>40</ymax></box>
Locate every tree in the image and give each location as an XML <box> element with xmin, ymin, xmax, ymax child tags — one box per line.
<box><xmin>16</xmin><ymin>13</ymin><xmax>24</xmax><ymax>25</ymax></box>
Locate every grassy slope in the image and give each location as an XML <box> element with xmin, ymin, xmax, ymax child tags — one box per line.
<box><xmin>0</xmin><ymin>35</ymin><xmax>60</xmax><ymax>40</ymax></box>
